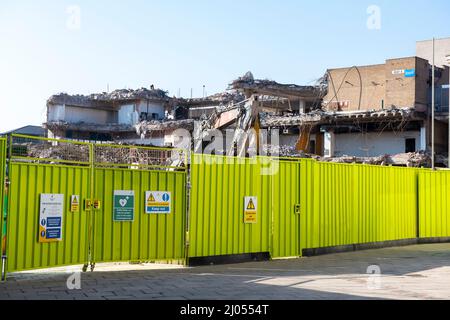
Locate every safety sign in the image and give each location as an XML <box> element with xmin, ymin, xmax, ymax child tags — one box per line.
<box><xmin>70</xmin><ymin>195</ymin><xmax>80</xmax><ymax>213</ymax></box>
<box><xmin>113</xmin><ymin>190</ymin><xmax>135</xmax><ymax>221</ymax></box>
<box><xmin>39</xmin><ymin>194</ymin><xmax>64</xmax><ymax>243</ymax></box>
<box><xmin>244</xmin><ymin>196</ymin><xmax>257</xmax><ymax>224</ymax></box>
<box><xmin>145</xmin><ymin>191</ymin><xmax>171</xmax><ymax>214</ymax></box>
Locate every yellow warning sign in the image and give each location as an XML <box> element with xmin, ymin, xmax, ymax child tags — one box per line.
<box><xmin>147</xmin><ymin>193</ymin><xmax>156</xmax><ymax>202</ymax></box>
<box><xmin>70</xmin><ymin>195</ymin><xmax>80</xmax><ymax>213</ymax></box>
<box><xmin>244</xmin><ymin>196</ymin><xmax>257</xmax><ymax>224</ymax></box>
<box><xmin>146</xmin><ymin>191</ymin><xmax>171</xmax><ymax>214</ymax></box>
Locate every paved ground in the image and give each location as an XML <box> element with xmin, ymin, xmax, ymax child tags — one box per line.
<box><xmin>1</xmin><ymin>243</ymin><xmax>450</xmax><ymax>300</ymax></box>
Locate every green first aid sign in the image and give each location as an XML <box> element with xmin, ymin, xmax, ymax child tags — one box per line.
<box><xmin>113</xmin><ymin>190</ymin><xmax>135</xmax><ymax>222</ymax></box>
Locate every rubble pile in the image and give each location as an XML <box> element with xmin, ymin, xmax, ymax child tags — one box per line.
<box><xmin>260</xmin><ymin>107</ymin><xmax>418</xmax><ymax>127</ymax></box>
<box><xmin>229</xmin><ymin>71</ymin><xmax>325</xmax><ymax>99</ymax></box>
<box><xmin>135</xmin><ymin>119</ymin><xmax>195</xmax><ymax>136</ymax></box>
<box><xmin>15</xmin><ymin>142</ymin><xmax>184</xmax><ymax>168</ymax></box>
<box><xmin>262</xmin><ymin>144</ymin><xmax>310</xmax><ymax>158</ymax></box>
<box><xmin>205</xmin><ymin>90</ymin><xmax>246</xmax><ymax>105</ymax></box>
<box><xmin>316</xmin><ymin>152</ymin><xmax>431</xmax><ymax>167</ymax></box>
<box><xmin>22</xmin><ymin>143</ymin><xmax>90</xmax><ymax>163</ymax></box>
<box><xmin>261</xmin><ymin>145</ymin><xmax>433</xmax><ymax>167</ymax></box>
<box><xmin>48</xmin><ymin>87</ymin><xmax>170</xmax><ymax>106</ymax></box>
<box><xmin>45</xmin><ymin>121</ymin><xmax>134</xmax><ymax>133</ymax></box>
<box><xmin>94</xmin><ymin>146</ymin><xmax>179</xmax><ymax>167</ymax></box>
<box><xmin>178</xmin><ymin>90</ymin><xmax>246</xmax><ymax>108</ymax></box>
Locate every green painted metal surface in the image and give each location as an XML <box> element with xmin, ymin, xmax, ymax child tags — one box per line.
<box><xmin>0</xmin><ymin>138</ymin><xmax>6</xmax><ymax>255</ymax></box>
<box><xmin>418</xmin><ymin>170</ymin><xmax>450</xmax><ymax>238</ymax></box>
<box><xmin>300</xmin><ymin>160</ymin><xmax>418</xmax><ymax>251</ymax></box>
<box><xmin>6</xmin><ymin>163</ymin><xmax>90</xmax><ymax>272</ymax></box>
<box><xmin>271</xmin><ymin>160</ymin><xmax>301</xmax><ymax>258</ymax></box>
<box><xmin>189</xmin><ymin>154</ymin><xmax>272</xmax><ymax>258</ymax></box>
<box><xmin>92</xmin><ymin>168</ymin><xmax>186</xmax><ymax>263</ymax></box>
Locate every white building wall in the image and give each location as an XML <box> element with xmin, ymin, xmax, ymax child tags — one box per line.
<box><xmin>136</xmin><ymin>101</ymin><xmax>165</xmax><ymax>120</ymax></box>
<box><xmin>334</xmin><ymin>131</ymin><xmax>421</xmax><ymax>157</ymax></box>
<box><xmin>118</xmin><ymin>104</ymin><xmax>138</xmax><ymax>125</ymax></box>
<box><xmin>47</xmin><ymin>104</ymin><xmax>66</xmax><ymax>122</ymax></box>
<box><xmin>63</xmin><ymin>105</ymin><xmax>115</xmax><ymax>124</ymax></box>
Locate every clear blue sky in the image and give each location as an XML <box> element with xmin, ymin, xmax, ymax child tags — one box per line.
<box><xmin>1</xmin><ymin>0</ymin><xmax>449</xmax><ymax>132</ymax></box>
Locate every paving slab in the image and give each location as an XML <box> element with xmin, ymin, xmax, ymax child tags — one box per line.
<box><xmin>1</xmin><ymin>243</ymin><xmax>450</xmax><ymax>300</ymax></box>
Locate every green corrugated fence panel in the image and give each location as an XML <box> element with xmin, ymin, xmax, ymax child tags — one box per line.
<box><xmin>6</xmin><ymin>163</ymin><xmax>90</xmax><ymax>272</ymax></box>
<box><xmin>271</xmin><ymin>160</ymin><xmax>301</xmax><ymax>258</ymax></box>
<box><xmin>189</xmin><ymin>154</ymin><xmax>271</xmax><ymax>258</ymax></box>
<box><xmin>0</xmin><ymin>138</ymin><xmax>6</xmax><ymax>253</ymax></box>
<box><xmin>418</xmin><ymin>170</ymin><xmax>450</xmax><ymax>238</ymax></box>
<box><xmin>300</xmin><ymin>159</ymin><xmax>417</xmax><ymax>251</ymax></box>
<box><xmin>92</xmin><ymin>168</ymin><xmax>186</xmax><ymax>263</ymax></box>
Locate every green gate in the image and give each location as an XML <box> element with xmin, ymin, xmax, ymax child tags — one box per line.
<box><xmin>3</xmin><ymin>135</ymin><xmax>187</xmax><ymax>278</ymax></box>
<box><xmin>4</xmin><ymin>135</ymin><xmax>92</xmax><ymax>275</ymax></box>
<box><xmin>271</xmin><ymin>158</ymin><xmax>302</xmax><ymax>258</ymax></box>
<box><xmin>91</xmin><ymin>143</ymin><xmax>188</xmax><ymax>265</ymax></box>
<box><xmin>189</xmin><ymin>154</ymin><xmax>302</xmax><ymax>259</ymax></box>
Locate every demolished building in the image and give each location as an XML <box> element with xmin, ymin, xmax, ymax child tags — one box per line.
<box><xmin>46</xmin><ymin>87</ymin><xmax>181</xmax><ymax>145</ymax></box>
<box><xmin>43</xmin><ymin>49</ymin><xmax>449</xmax><ymax>168</ymax></box>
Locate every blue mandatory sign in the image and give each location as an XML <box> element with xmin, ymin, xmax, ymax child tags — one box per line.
<box><xmin>46</xmin><ymin>228</ymin><xmax>61</xmax><ymax>239</ymax></box>
<box><xmin>404</xmin><ymin>69</ymin><xmax>416</xmax><ymax>77</ymax></box>
<box><xmin>46</xmin><ymin>217</ymin><xmax>62</xmax><ymax>228</ymax></box>
<box><xmin>162</xmin><ymin>193</ymin><xmax>170</xmax><ymax>202</ymax></box>
<box><xmin>41</xmin><ymin>219</ymin><xmax>46</xmax><ymax>226</ymax></box>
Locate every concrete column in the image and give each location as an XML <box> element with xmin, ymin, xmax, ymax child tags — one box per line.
<box><xmin>420</xmin><ymin>126</ymin><xmax>427</xmax><ymax>151</ymax></box>
<box><xmin>299</xmin><ymin>100</ymin><xmax>306</xmax><ymax>114</ymax></box>
<box><xmin>323</xmin><ymin>131</ymin><xmax>335</xmax><ymax>158</ymax></box>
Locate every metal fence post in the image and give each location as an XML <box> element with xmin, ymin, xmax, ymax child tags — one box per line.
<box><xmin>184</xmin><ymin>151</ymin><xmax>191</xmax><ymax>266</ymax></box>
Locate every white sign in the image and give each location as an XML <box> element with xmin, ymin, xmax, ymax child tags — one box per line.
<box><xmin>244</xmin><ymin>196</ymin><xmax>257</xmax><ymax>224</ymax></box>
<box><xmin>392</xmin><ymin>69</ymin><xmax>405</xmax><ymax>75</ymax></box>
<box><xmin>39</xmin><ymin>194</ymin><xmax>64</xmax><ymax>243</ymax></box>
<box><xmin>146</xmin><ymin>191</ymin><xmax>171</xmax><ymax>214</ymax></box>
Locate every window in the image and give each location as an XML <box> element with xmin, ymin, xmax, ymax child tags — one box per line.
<box><xmin>405</xmin><ymin>138</ymin><xmax>416</xmax><ymax>153</ymax></box>
<box><xmin>308</xmin><ymin>140</ymin><xmax>316</xmax><ymax>154</ymax></box>
<box><xmin>140</xmin><ymin>112</ymin><xmax>148</xmax><ymax>121</ymax></box>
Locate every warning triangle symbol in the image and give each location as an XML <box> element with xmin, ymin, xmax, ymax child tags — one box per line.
<box><xmin>148</xmin><ymin>193</ymin><xmax>155</xmax><ymax>202</ymax></box>
<box><xmin>247</xmin><ymin>198</ymin><xmax>255</xmax><ymax>210</ymax></box>
<box><xmin>73</xmin><ymin>196</ymin><xmax>79</xmax><ymax>204</ymax></box>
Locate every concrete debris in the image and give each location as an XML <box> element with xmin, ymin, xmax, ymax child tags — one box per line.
<box><xmin>94</xmin><ymin>146</ymin><xmax>183</xmax><ymax>168</ymax></box>
<box><xmin>315</xmin><ymin>152</ymin><xmax>431</xmax><ymax>167</ymax></box>
<box><xmin>15</xmin><ymin>142</ymin><xmax>184</xmax><ymax>168</ymax></box>
<box><xmin>48</xmin><ymin>87</ymin><xmax>170</xmax><ymax>106</ymax></box>
<box><xmin>135</xmin><ymin>119</ymin><xmax>195</xmax><ymax>136</ymax></box>
<box><xmin>22</xmin><ymin>143</ymin><xmax>90</xmax><ymax>163</ymax></box>
<box><xmin>44</xmin><ymin>121</ymin><xmax>134</xmax><ymax>133</ymax></box>
<box><xmin>229</xmin><ymin>72</ymin><xmax>325</xmax><ymax>99</ymax></box>
<box><xmin>261</xmin><ymin>108</ymin><xmax>419</xmax><ymax>127</ymax></box>
<box><xmin>263</xmin><ymin>144</ymin><xmax>432</xmax><ymax>167</ymax></box>
<box><xmin>178</xmin><ymin>90</ymin><xmax>246</xmax><ymax>107</ymax></box>
<box><xmin>262</xmin><ymin>144</ymin><xmax>309</xmax><ymax>158</ymax></box>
